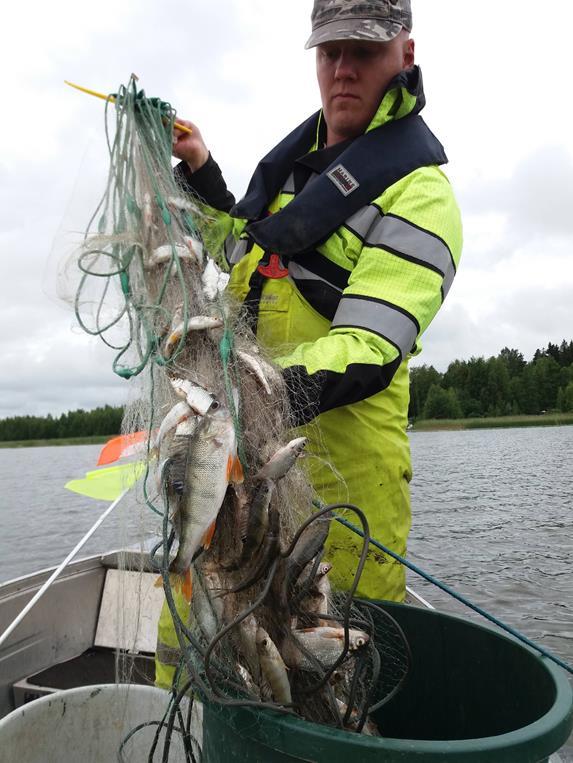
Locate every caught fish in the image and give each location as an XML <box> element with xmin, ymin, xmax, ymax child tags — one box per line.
<box><xmin>164</xmin><ymin>315</ymin><xmax>225</xmax><ymax>358</ymax></box>
<box><xmin>283</xmin><ymin>627</ymin><xmax>369</xmax><ymax>670</ymax></box>
<box><xmin>150</xmin><ymin>243</ymin><xmax>194</xmax><ymax>265</ymax></box>
<box><xmin>236</xmin><ymin>663</ymin><xmax>260</xmax><ymax>697</ymax></box>
<box><xmin>202</xmin><ymin>259</ymin><xmax>230</xmax><ymax>300</ymax></box>
<box><xmin>284</xmin><ymin>512</ymin><xmax>333</xmax><ymax>593</ymax></box>
<box><xmin>202</xmin><ymin>566</ymin><xmax>225</xmax><ymax>609</ymax></box>
<box><xmin>174</xmin><ymin>417</ymin><xmax>199</xmax><ymax>437</ymax></box>
<box><xmin>244</xmin><ymin>345</ymin><xmax>282</xmax><ymax>383</ymax></box>
<box><xmin>301</xmin><ymin>626</ymin><xmax>369</xmax><ymax>651</ymax></box>
<box><xmin>335</xmin><ymin>700</ymin><xmax>381</xmax><ymax>736</ymax></box>
<box><xmin>231</xmin><ymin>482</ymin><xmax>249</xmax><ymax>542</ymax></box>
<box><xmin>290</xmin><ymin>559</ymin><xmax>331</xmax><ymax>627</ymax></box>
<box><xmin>157</xmin><ymin>393</ymin><xmax>244</xmax><ymax>599</ymax></box>
<box><xmin>314</xmin><ymin>569</ymin><xmax>331</xmax><ymax>617</ymax></box>
<box><xmin>239</xmin><ymin>479</ymin><xmax>274</xmax><ymax>563</ymax></box>
<box><xmin>225</xmin><ymin>502</ymin><xmax>280</xmax><ymax>595</ymax></box>
<box><xmin>142</xmin><ymin>191</ymin><xmax>153</xmax><ymax>230</ymax></box>
<box><xmin>254</xmin><ymin>437</ymin><xmax>307</xmax><ymax>482</ymax></box>
<box><xmin>191</xmin><ymin>565</ymin><xmax>224</xmax><ymax>641</ymax></box>
<box><xmin>295</xmin><ymin>559</ymin><xmax>332</xmax><ymax>592</ymax></box>
<box><xmin>152</xmin><ymin>400</ymin><xmax>193</xmax><ymax>452</ymax></box>
<box><xmin>238</xmin><ymin>614</ymin><xmax>261</xmax><ymax>684</ymax></box>
<box><xmin>166</xmin><ymin>196</ymin><xmax>201</xmax><ymax>214</ymax></box>
<box><xmin>256</xmin><ymin>627</ymin><xmax>292</xmax><ymax>705</ymax></box>
<box><xmin>297</xmin><ymin>585</ymin><xmax>331</xmax><ymax>624</ymax></box>
<box><xmin>170</xmin><ymin>377</ymin><xmax>214</xmax><ymax>415</ymax></box>
<box><xmin>298</xmin><ymin>560</ymin><xmax>332</xmax><ymax>619</ymax></box>
<box><xmin>236</xmin><ymin>350</ymin><xmax>272</xmax><ymax>395</ymax></box>
<box><xmin>317</xmin><ymin>562</ymin><xmax>333</xmax><ymax>577</ymax></box>
<box><xmin>183</xmin><ymin>236</ymin><xmax>204</xmax><ymax>266</ymax></box>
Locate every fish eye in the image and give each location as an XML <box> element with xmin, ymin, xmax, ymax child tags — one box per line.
<box><xmin>209</xmin><ymin>400</ymin><xmax>220</xmax><ymax>411</ymax></box>
<box><xmin>356</xmin><ymin>637</ymin><xmax>366</xmax><ymax>648</ymax></box>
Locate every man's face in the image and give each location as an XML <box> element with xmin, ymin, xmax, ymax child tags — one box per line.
<box><xmin>316</xmin><ymin>33</ymin><xmax>415</xmax><ymax>146</ymax></box>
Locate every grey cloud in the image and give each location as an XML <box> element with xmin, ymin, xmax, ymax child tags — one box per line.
<box><xmin>494</xmin><ymin>285</ymin><xmax>573</xmax><ymax>345</ymax></box>
<box><xmin>2</xmin><ymin>2</ymin><xmax>573</xmax><ymax>422</ymax></box>
<box><xmin>415</xmin><ymin>283</ymin><xmax>573</xmax><ymax>373</ymax></box>
<box><xmin>413</xmin><ymin>303</ymin><xmax>482</xmax><ymax>372</ymax></box>
<box><xmin>459</xmin><ymin>144</ymin><xmax>573</xmax><ymax>242</ymax></box>
<box><xmin>0</xmin><ymin>328</ymin><xmax>128</xmax><ymax>419</ymax></box>
<box><xmin>0</xmin><ymin>382</ymin><xmax>126</xmax><ymax>420</ymax></box>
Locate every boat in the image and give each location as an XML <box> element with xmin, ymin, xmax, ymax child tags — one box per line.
<box><xmin>0</xmin><ymin>544</ymin><xmax>569</xmax><ymax>760</ymax></box>
<box><xmin>0</xmin><ymin>545</ymin><xmax>429</xmax><ymax>712</ymax></box>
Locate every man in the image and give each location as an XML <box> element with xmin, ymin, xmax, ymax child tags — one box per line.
<box><xmin>156</xmin><ymin>0</ymin><xmax>462</xmax><ymax>688</ymax></box>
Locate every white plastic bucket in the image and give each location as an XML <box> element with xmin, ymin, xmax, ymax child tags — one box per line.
<box><xmin>0</xmin><ymin>684</ymin><xmax>197</xmax><ymax>762</ymax></box>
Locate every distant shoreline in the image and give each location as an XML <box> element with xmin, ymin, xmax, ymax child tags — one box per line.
<box><xmin>1</xmin><ymin>414</ymin><xmax>573</xmax><ymax>448</ymax></box>
<box><xmin>411</xmin><ymin>413</ymin><xmax>573</xmax><ymax>432</ymax></box>
<box><xmin>0</xmin><ymin>435</ymin><xmax>112</xmax><ymax>449</ymax></box>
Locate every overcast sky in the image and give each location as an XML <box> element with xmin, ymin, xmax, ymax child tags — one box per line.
<box><xmin>1</xmin><ymin>0</ymin><xmax>572</xmax><ymax>418</ymax></box>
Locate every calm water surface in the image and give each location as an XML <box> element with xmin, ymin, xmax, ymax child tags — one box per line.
<box><xmin>0</xmin><ymin>444</ymin><xmax>154</xmax><ymax>580</ymax></box>
<box><xmin>1</xmin><ymin>428</ymin><xmax>572</xmax><ymax>756</ymax></box>
<box><xmin>407</xmin><ymin>426</ymin><xmax>573</xmax><ymax>760</ymax></box>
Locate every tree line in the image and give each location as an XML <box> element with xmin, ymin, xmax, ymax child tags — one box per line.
<box><xmin>2</xmin><ymin>339</ymin><xmax>573</xmax><ymax>439</ymax></box>
<box><xmin>0</xmin><ymin>405</ymin><xmax>123</xmax><ymax>442</ymax></box>
<box><xmin>410</xmin><ymin>340</ymin><xmax>573</xmax><ymax>420</ymax></box>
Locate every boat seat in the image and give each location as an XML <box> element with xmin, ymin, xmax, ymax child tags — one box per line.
<box><xmin>94</xmin><ymin>568</ymin><xmax>165</xmax><ymax>653</ymax></box>
<box><xmin>11</xmin><ymin>567</ymin><xmax>164</xmax><ymax>709</ymax></box>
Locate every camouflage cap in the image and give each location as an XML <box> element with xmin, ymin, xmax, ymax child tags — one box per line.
<box><xmin>305</xmin><ymin>0</ymin><xmax>412</xmax><ymax>49</ymax></box>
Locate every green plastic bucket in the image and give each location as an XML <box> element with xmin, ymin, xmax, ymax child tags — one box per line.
<box><xmin>202</xmin><ymin>602</ymin><xmax>573</xmax><ymax>762</ymax></box>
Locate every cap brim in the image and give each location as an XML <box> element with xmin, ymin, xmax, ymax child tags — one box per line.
<box><xmin>305</xmin><ymin>19</ymin><xmax>403</xmax><ymax>50</ymax></box>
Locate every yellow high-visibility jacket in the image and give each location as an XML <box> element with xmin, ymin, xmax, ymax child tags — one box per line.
<box><xmin>155</xmin><ymin>67</ymin><xmax>462</xmax><ymax>690</ymax></box>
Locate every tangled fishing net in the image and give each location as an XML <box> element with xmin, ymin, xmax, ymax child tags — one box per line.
<box><xmin>59</xmin><ymin>76</ymin><xmax>411</xmax><ymax>760</ymax></box>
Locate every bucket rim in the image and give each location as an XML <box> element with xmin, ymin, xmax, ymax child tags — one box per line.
<box><xmin>0</xmin><ymin>683</ymin><xmax>173</xmax><ymax>730</ymax></box>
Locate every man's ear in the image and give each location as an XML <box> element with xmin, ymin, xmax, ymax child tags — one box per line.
<box><xmin>403</xmin><ymin>38</ymin><xmax>415</xmax><ymax>69</ymax></box>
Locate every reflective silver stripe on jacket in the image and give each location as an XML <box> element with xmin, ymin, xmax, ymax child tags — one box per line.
<box><xmin>226</xmin><ymin>236</ymin><xmax>249</xmax><ymax>265</ymax></box>
<box><xmin>367</xmin><ymin>214</ymin><xmax>456</xmax><ymax>296</ymax></box>
<box><xmin>332</xmin><ymin>295</ymin><xmax>419</xmax><ymax>357</ymax></box>
<box><xmin>156</xmin><ymin>641</ymin><xmax>182</xmax><ymax>667</ymax></box>
<box><xmin>346</xmin><ymin>208</ymin><xmax>456</xmax><ymax>298</ymax></box>
<box><xmin>288</xmin><ymin>261</ymin><xmax>344</xmax><ymax>294</ymax></box>
<box><xmin>345</xmin><ymin>205</ymin><xmax>381</xmax><ymax>239</ymax></box>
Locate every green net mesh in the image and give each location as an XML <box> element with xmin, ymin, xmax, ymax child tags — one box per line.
<box><xmin>59</xmin><ymin>75</ymin><xmax>410</xmax><ymax>759</ymax></box>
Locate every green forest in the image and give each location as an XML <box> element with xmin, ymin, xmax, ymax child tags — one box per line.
<box><xmin>1</xmin><ymin>340</ymin><xmax>573</xmax><ymax>441</ymax></box>
<box><xmin>410</xmin><ymin>340</ymin><xmax>573</xmax><ymax>420</ymax></box>
<box><xmin>0</xmin><ymin>405</ymin><xmax>123</xmax><ymax>443</ymax></box>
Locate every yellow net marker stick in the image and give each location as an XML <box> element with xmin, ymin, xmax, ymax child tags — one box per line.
<box><xmin>64</xmin><ymin>80</ymin><xmax>193</xmax><ymax>135</ymax></box>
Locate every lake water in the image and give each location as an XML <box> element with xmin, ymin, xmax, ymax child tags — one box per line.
<box><xmin>0</xmin><ymin>427</ymin><xmax>572</xmax><ymax>757</ymax></box>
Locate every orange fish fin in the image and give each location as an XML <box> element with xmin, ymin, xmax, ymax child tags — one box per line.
<box><xmin>202</xmin><ymin>520</ymin><xmax>217</xmax><ymax>550</ymax></box>
<box><xmin>155</xmin><ymin>572</ymin><xmax>193</xmax><ymax>602</ymax></box>
<box><xmin>181</xmin><ymin>569</ymin><xmax>193</xmax><ymax>602</ymax></box>
<box><xmin>227</xmin><ymin>455</ymin><xmax>244</xmax><ymax>484</ymax></box>
<box><xmin>97</xmin><ymin>430</ymin><xmax>150</xmax><ymax>466</ymax></box>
